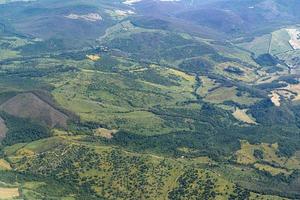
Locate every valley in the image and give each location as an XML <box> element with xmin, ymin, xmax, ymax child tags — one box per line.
<box><xmin>0</xmin><ymin>0</ymin><xmax>300</xmax><ymax>199</ymax></box>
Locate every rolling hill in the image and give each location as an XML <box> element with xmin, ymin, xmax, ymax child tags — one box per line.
<box><xmin>0</xmin><ymin>0</ymin><xmax>300</xmax><ymax>199</ymax></box>
<box><xmin>0</xmin><ymin>92</ymin><xmax>69</xmax><ymax>128</ymax></box>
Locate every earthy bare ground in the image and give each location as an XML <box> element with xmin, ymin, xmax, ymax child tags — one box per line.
<box><xmin>0</xmin><ymin>159</ymin><xmax>11</xmax><ymax>170</ymax></box>
<box><xmin>269</xmin><ymin>91</ymin><xmax>281</xmax><ymax>106</ymax></box>
<box><xmin>94</xmin><ymin>128</ymin><xmax>118</xmax><ymax>139</ymax></box>
<box><xmin>0</xmin><ymin>117</ymin><xmax>7</xmax><ymax>140</ymax></box>
<box><xmin>0</xmin><ymin>93</ymin><xmax>69</xmax><ymax>128</ymax></box>
<box><xmin>287</xmin><ymin>28</ymin><xmax>300</xmax><ymax>50</ymax></box>
<box><xmin>86</xmin><ymin>54</ymin><xmax>101</xmax><ymax>61</ymax></box>
<box><xmin>233</xmin><ymin>108</ymin><xmax>257</xmax><ymax>124</ymax></box>
<box><xmin>0</xmin><ymin>187</ymin><xmax>19</xmax><ymax>199</ymax></box>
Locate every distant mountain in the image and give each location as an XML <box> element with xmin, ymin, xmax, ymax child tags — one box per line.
<box><xmin>1</xmin><ymin>0</ymin><xmax>300</xmax><ymax>199</ymax></box>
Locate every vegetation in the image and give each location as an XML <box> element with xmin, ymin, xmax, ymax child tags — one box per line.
<box><xmin>0</xmin><ymin>112</ymin><xmax>51</xmax><ymax>146</ymax></box>
<box><xmin>0</xmin><ymin>0</ymin><xmax>300</xmax><ymax>199</ymax></box>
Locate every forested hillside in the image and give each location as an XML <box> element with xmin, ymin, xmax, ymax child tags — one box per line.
<box><xmin>0</xmin><ymin>0</ymin><xmax>300</xmax><ymax>199</ymax></box>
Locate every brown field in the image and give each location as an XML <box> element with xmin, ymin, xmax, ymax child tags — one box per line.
<box><xmin>0</xmin><ymin>117</ymin><xmax>7</xmax><ymax>140</ymax></box>
<box><xmin>0</xmin><ymin>93</ymin><xmax>69</xmax><ymax>128</ymax></box>
<box><xmin>94</xmin><ymin>128</ymin><xmax>118</xmax><ymax>139</ymax></box>
<box><xmin>0</xmin><ymin>159</ymin><xmax>11</xmax><ymax>170</ymax></box>
<box><xmin>0</xmin><ymin>187</ymin><xmax>19</xmax><ymax>199</ymax></box>
<box><xmin>232</xmin><ymin>108</ymin><xmax>257</xmax><ymax>124</ymax></box>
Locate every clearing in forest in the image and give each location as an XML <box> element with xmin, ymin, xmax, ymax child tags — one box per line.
<box><xmin>0</xmin><ymin>93</ymin><xmax>69</xmax><ymax>128</ymax></box>
<box><xmin>94</xmin><ymin>128</ymin><xmax>118</xmax><ymax>139</ymax></box>
<box><xmin>86</xmin><ymin>54</ymin><xmax>101</xmax><ymax>61</ymax></box>
<box><xmin>232</xmin><ymin>108</ymin><xmax>256</xmax><ymax>124</ymax></box>
<box><xmin>269</xmin><ymin>91</ymin><xmax>281</xmax><ymax>106</ymax></box>
<box><xmin>0</xmin><ymin>187</ymin><xmax>19</xmax><ymax>199</ymax></box>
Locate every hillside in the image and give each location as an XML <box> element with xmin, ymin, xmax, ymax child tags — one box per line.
<box><xmin>0</xmin><ymin>93</ymin><xmax>69</xmax><ymax>128</ymax></box>
<box><xmin>0</xmin><ymin>116</ymin><xmax>7</xmax><ymax>140</ymax></box>
<box><xmin>0</xmin><ymin>0</ymin><xmax>300</xmax><ymax>199</ymax></box>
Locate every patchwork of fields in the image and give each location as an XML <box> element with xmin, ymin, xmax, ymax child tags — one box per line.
<box><xmin>0</xmin><ymin>0</ymin><xmax>300</xmax><ymax>199</ymax></box>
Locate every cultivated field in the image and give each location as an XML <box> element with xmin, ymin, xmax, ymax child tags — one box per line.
<box><xmin>0</xmin><ymin>187</ymin><xmax>19</xmax><ymax>199</ymax></box>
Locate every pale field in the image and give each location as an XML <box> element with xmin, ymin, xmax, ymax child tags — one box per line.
<box><xmin>269</xmin><ymin>91</ymin><xmax>281</xmax><ymax>106</ymax></box>
<box><xmin>287</xmin><ymin>28</ymin><xmax>300</xmax><ymax>50</ymax></box>
<box><xmin>106</xmin><ymin>9</ymin><xmax>135</xmax><ymax>19</ymax></box>
<box><xmin>86</xmin><ymin>54</ymin><xmax>101</xmax><ymax>61</ymax></box>
<box><xmin>0</xmin><ymin>187</ymin><xmax>19</xmax><ymax>199</ymax></box>
<box><xmin>65</xmin><ymin>13</ymin><xmax>102</xmax><ymax>22</ymax></box>
<box><xmin>232</xmin><ymin>108</ymin><xmax>257</xmax><ymax>124</ymax></box>
<box><xmin>94</xmin><ymin>128</ymin><xmax>118</xmax><ymax>139</ymax></box>
<box><xmin>0</xmin><ymin>159</ymin><xmax>11</xmax><ymax>170</ymax></box>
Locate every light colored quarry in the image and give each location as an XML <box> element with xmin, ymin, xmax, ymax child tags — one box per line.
<box><xmin>65</xmin><ymin>13</ymin><xmax>102</xmax><ymax>22</ymax></box>
<box><xmin>287</xmin><ymin>28</ymin><xmax>300</xmax><ymax>50</ymax></box>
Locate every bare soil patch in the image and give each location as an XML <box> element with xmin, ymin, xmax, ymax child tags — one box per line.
<box><xmin>269</xmin><ymin>91</ymin><xmax>281</xmax><ymax>106</ymax></box>
<box><xmin>94</xmin><ymin>128</ymin><xmax>118</xmax><ymax>139</ymax></box>
<box><xmin>287</xmin><ymin>29</ymin><xmax>300</xmax><ymax>50</ymax></box>
<box><xmin>86</xmin><ymin>54</ymin><xmax>101</xmax><ymax>61</ymax></box>
<box><xmin>0</xmin><ymin>187</ymin><xmax>19</xmax><ymax>199</ymax></box>
<box><xmin>233</xmin><ymin>108</ymin><xmax>256</xmax><ymax>124</ymax></box>
<box><xmin>0</xmin><ymin>93</ymin><xmax>69</xmax><ymax>128</ymax></box>
<box><xmin>0</xmin><ymin>159</ymin><xmax>11</xmax><ymax>170</ymax></box>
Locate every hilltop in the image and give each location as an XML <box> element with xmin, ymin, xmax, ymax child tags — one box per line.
<box><xmin>0</xmin><ymin>0</ymin><xmax>300</xmax><ymax>199</ymax></box>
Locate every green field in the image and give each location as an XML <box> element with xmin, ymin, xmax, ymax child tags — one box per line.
<box><xmin>0</xmin><ymin>0</ymin><xmax>300</xmax><ymax>199</ymax></box>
